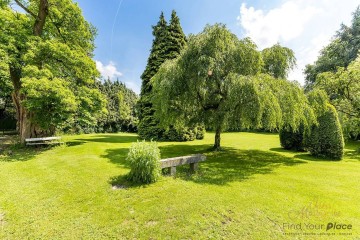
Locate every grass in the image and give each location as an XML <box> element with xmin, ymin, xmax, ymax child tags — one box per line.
<box><xmin>0</xmin><ymin>132</ymin><xmax>359</xmax><ymax>239</ymax></box>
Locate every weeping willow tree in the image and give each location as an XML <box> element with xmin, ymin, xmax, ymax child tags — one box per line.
<box><xmin>152</xmin><ymin>24</ymin><xmax>317</xmax><ymax>150</ymax></box>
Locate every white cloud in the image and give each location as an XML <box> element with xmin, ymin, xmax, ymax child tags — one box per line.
<box><xmin>238</xmin><ymin>1</ymin><xmax>319</xmax><ymax>49</ymax></box>
<box><xmin>125</xmin><ymin>81</ymin><xmax>140</xmax><ymax>95</ymax></box>
<box><xmin>96</xmin><ymin>60</ymin><xmax>123</xmax><ymax>80</ymax></box>
<box><xmin>237</xmin><ymin>0</ymin><xmax>360</xmax><ymax>84</ymax></box>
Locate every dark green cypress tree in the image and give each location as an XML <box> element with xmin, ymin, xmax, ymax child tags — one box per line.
<box><xmin>140</xmin><ymin>12</ymin><xmax>169</xmax><ymax>96</ymax></box>
<box><xmin>167</xmin><ymin>10</ymin><xmax>186</xmax><ymax>59</ymax></box>
<box><xmin>138</xmin><ymin>11</ymin><xmax>203</xmax><ymax>141</ymax></box>
<box><xmin>137</xmin><ymin>12</ymin><xmax>169</xmax><ymax>140</ymax></box>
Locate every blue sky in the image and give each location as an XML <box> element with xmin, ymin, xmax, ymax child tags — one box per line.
<box><xmin>75</xmin><ymin>0</ymin><xmax>359</xmax><ymax>94</ymax></box>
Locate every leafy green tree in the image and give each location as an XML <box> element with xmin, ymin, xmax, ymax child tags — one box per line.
<box><xmin>152</xmin><ymin>24</ymin><xmax>315</xmax><ymax>150</ymax></box>
<box><xmin>0</xmin><ymin>0</ymin><xmax>106</xmax><ymax>142</ymax></box>
<box><xmin>314</xmin><ymin>56</ymin><xmax>360</xmax><ymax>138</ymax></box>
<box><xmin>305</xmin><ymin>6</ymin><xmax>360</xmax><ymax>89</ymax></box>
<box><xmin>261</xmin><ymin>43</ymin><xmax>296</xmax><ymax>79</ymax></box>
<box><xmin>0</xmin><ymin>58</ymin><xmax>16</xmax><ymax>130</ymax></box>
<box><xmin>21</xmin><ymin>78</ymin><xmax>77</xmax><ymax>134</ymax></box>
<box><xmin>279</xmin><ymin>89</ymin><xmax>328</xmax><ymax>151</ymax></box>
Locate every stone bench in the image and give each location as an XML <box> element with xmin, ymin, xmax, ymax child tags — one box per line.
<box><xmin>160</xmin><ymin>154</ymin><xmax>206</xmax><ymax>175</ymax></box>
<box><xmin>25</xmin><ymin>136</ymin><xmax>63</xmax><ymax>146</ymax></box>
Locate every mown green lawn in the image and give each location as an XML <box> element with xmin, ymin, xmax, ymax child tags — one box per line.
<box><xmin>0</xmin><ymin>132</ymin><xmax>359</xmax><ymax>239</ymax></box>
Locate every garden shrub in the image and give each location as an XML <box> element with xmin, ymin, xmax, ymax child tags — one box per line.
<box><xmin>305</xmin><ymin>104</ymin><xmax>344</xmax><ymax>160</ymax></box>
<box><xmin>127</xmin><ymin>141</ymin><xmax>161</xmax><ymax>183</ymax></box>
<box><xmin>163</xmin><ymin>125</ymin><xmax>205</xmax><ymax>142</ymax></box>
<box><xmin>279</xmin><ymin>125</ymin><xmax>305</xmax><ymax>151</ymax></box>
<box><xmin>163</xmin><ymin>127</ymin><xmax>194</xmax><ymax>141</ymax></box>
<box><xmin>195</xmin><ymin>125</ymin><xmax>206</xmax><ymax>140</ymax></box>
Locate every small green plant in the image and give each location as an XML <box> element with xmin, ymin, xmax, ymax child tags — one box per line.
<box><xmin>126</xmin><ymin>141</ymin><xmax>161</xmax><ymax>184</ymax></box>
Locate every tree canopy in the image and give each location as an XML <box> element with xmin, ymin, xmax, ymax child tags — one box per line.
<box><xmin>305</xmin><ymin>6</ymin><xmax>360</xmax><ymax>89</ymax></box>
<box><xmin>0</xmin><ymin>0</ymin><xmax>106</xmax><ymax>142</ymax></box>
<box><xmin>152</xmin><ymin>24</ymin><xmax>316</xmax><ymax>149</ymax></box>
<box><xmin>314</xmin><ymin>55</ymin><xmax>360</xmax><ymax>138</ymax></box>
<box><xmin>261</xmin><ymin>43</ymin><xmax>296</xmax><ymax>79</ymax></box>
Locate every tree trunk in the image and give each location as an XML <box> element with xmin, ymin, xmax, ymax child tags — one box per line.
<box><xmin>33</xmin><ymin>0</ymin><xmax>49</xmax><ymax>36</ymax></box>
<box><xmin>213</xmin><ymin>125</ymin><xmax>222</xmax><ymax>151</ymax></box>
<box><xmin>10</xmin><ymin>67</ymin><xmax>38</xmax><ymax>143</ymax></box>
<box><xmin>11</xmin><ymin>92</ymin><xmax>38</xmax><ymax>143</ymax></box>
<box><xmin>9</xmin><ymin>0</ymin><xmax>49</xmax><ymax>144</ymax></box>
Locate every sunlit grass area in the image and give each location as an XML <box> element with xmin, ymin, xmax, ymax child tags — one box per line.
<box><xmin>0</xmin><ymin>132</ymin><xmax>359</xmax><ymax>239</ymax></box>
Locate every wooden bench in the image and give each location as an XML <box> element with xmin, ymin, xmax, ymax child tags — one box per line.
<box><xmin>160</xmin><ymin>154</ymin><xmax>206</xmax><ymax>175</ymax></box>
<box><xmin>25</xmin><ymin>137</ymin><xmax>63</xmax><ymax>146</ymax></box>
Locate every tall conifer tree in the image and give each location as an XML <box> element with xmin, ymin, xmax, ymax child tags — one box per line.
<box><xmin>168</xmin><ymin>10</ymin><xmax>186</xmax><ymax>59</ymax></box>
<box><xmin>137</xmin><ymin>12</ymin><xmax>169</xmax><ymax>140</ymax></box>
<box><xmin>138</xmin><ymin>11</ymin><xmax>189</xmax><ymax>140</ymax></box>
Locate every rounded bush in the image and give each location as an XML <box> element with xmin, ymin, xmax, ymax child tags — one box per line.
<box><xmin>127</xmin><ymin>141</ymin><xmax>161</xmax><ymax>184</ymax></box>
<box><xmin>305</xmin><ymin>104</ymin><xmax>344</xmax><ymax>160</ymax></box>
<box><xmin>163</xmin><ymin>125</ymin><xmax>206</xmax><ymax>142</ymax></box>
<box><xmin>195</xmin><ymin>125</ymin><xmax>206</xmax><ymax>140</ymax></box>
<box><xmin>279</xmin><ymin>125</ymin><xmax>304</xmax><ymax>151</ymax></box>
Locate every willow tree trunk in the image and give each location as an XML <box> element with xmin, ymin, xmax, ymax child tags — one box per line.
<box><xmin>214</xmin><ymin>126</ymin><xmax>222</xmax><ymax>150</ymax></box>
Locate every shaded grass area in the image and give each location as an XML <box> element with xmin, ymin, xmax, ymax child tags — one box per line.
<box><xmin>0</xmin><ymin>132</ymin><xmax>359</xmax><ymax>239</ymax></box>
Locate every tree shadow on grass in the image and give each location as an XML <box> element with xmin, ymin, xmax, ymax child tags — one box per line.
<box><xmin>63</xmin><ymin>141</ymin><xmax>87</xmax><ymax>147</ymax></box>
<box><xmin>270</xmin><ymin>147</ymin><xmax>306</xmax><ymax>154</ymax></box>
<box><xmin>159</xmin><ymin>143</ymin><xmax>214</xmax><ymax>158</ymax></box>
<box><xmin>108</xmin><ymin>175</ymin><xmax>150</xmax><ymax>189</ymax></box>
<box><xmin>0</xmin><ymin>144</ymin><xmax>59</xmax><ymax>163</ymax></box>
<box><xmin>74</xmin><ymin>134</ymin><xmax>138</xmax><ymax>144</ymax></box>
<box><xmin>344</xmin><ymin>151</ymin><xmax>360</xmax><ymax>161</ymax></box>
<box><xmin>271</xmin><ymin>147</ymin><xmax>346</xmax><ymax>162</ymax></box>
<box><xmin>270</xmin><ymin>147</ymin><xmax>296</xmax><ymax>154</ymax></box>
<box><xmin>293</xmin><ymin>153</ymin><xmax>336</xmax><ymax>162</ymax></box>
<box><xmin>101</xmin><ymin>147</ymin><xmax>131</xmax><ymax>168</ymax></box>
<box><xmin>169</xmin><ymin>146</ymin><xmax>307</xmax><ymax>185</ymax></box>
<box><xmin>104</xmin><ymin>143</ymin><xmax>306</xmax><ymax>186</ymax></box>
<box><xmin>343</xmin><ymin>140</ymin><xmax>360</xmax><ymax>161</ymax></box>
<box><xmin>102</xmin><ymin>143</ymin><xmax>214</xmax><ymax>168</ymax></box>
<box><xmin>0</xmin><ymin>149</ymin><xmax>38</xmax><ymax>162</ymax></box>
<box><xmin>291</xmin><ymin>140</ymin><xmax>360</xmax><ymax>161</ymax></box>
